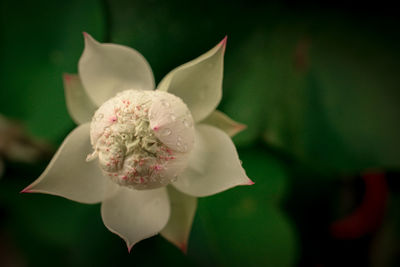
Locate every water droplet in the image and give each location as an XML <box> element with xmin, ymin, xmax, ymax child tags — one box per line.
<box><xmin>183</xmin><ymin>118</ymin><xmax>192</xmax><ymax>128</ymax></box>
<box><xmin>161</xmin><ymin>128</ymin><xmax>172</xmax><ymax>136</ymax></box>
<box><xmin>98</xmin><ymin>113</ymin><xmax>104</xmax><ymax>119</ymax></box>
<box><xmin>170</xmin><ymin>113</ymin><xmax>176</xmax><ymax>121</ymax></box>
<box><xmin>161</xmin><ymin>99</ymin><xmax>170</xmax><ymax>107</ymax></box>
<box><xmin>171</xmin><ymin>175</ymin><xmax>178</xmax><ymax>182</ymax></box>
<box><xmin>177</xmin><ymin>135</ymin><xmax>182</xmax><ymax>142</ymax></box>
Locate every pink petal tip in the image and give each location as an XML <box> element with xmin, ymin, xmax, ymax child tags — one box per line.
<box><xmin>82</xmin><ymin>31</ymin><xmax>89</xmax><ymax>38</ymax></box>
<box><xmin>179</xmin><ymin>243</ymin><xmax>187</xmax><ymax>254</ymax></box>
<box><xmin>127</xmin><ymin>244</ymin><xmax>134</xmax><ymax>253</ymax></box>
<box><xmin>236</xmin><ymin>123</ymin><xmax>247</xmax><ymax>132</ymax></box>
<box><xmin>63</xmin><ymin>73</ymin><xmax>72</xmax><ymax>83</ymax></box>
<box><xmin>219</xmin><ymin>35</ymin><xmax>228</xmax><ymax>47</ymax></box>
<box><xmin>20</xmin><ymin>185</ymin><xmax>32</xmax><ymax>194</ymax></box>
<box><xmin>246</xmin><ymin>179</ymin><xmax>255</xmax><ymax>186</ymax></box>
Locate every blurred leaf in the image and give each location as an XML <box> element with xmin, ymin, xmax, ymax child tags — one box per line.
<box><xmin>224</xmin><ymin>18</ymin><xmax>400</xmax><ymax>172</ymax></box>
<box><xmin>0</xmin><ymin>0</ymin><xmax>105</xmax><ymax>143</ymax></box>
<box><xmin>189</xmin><ymin>147</ymin><xmax>298</xmax><ymax>266</ymax></box>
<box><xmin>308</xmin><ymin>22</ymin><xmax>400</xmax><ymax>171</ymax></box>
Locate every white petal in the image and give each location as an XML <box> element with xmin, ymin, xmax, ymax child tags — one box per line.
<box><xmin>157</xmin><ymin>37</ymin><xmax>226</xmax><ymax>122</ymax></box>
<box><xmin>160</xmin><ymin>186</ymin><xmax>197</xmax><ymax>252</ymax></box>
<box><xmin>173</xmin><ymin>124</ymin><xmax>253</xmax><ymax>197</ymax></box>
<box><xmin>22</xmin><ymin>123</ymin><xmax>118</xmax><ymax>204</ymax></box>
<box><xmin>101</xmin><ymin>186</ymin><xmax>170</xmax><ymax>251</ymax></box>
<box><xmin>149</xmin><ymin>91</ymin><xmax>195</xmax><ymax>153</ymax></box>
<box><xmin>63</xmin><ymin>73</ymin><xmax>98</xmax><ymax>124</ymax></box>
<box><xmin>201</xmin><ymin>110</ymin><xmax>246</xmax><ymax>137</ymax></box>
<box><xmin>78</xmin><ymin>33</ymin><xmax>155</xmax><ymax>106</ymax></box>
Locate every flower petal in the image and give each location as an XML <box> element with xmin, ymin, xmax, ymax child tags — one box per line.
<box><xmin>78</xmin><ymin>33</ymin><xmax>155</xmax><ymax>106</ymax></box>
<box><xmin>201</xmin><ymin>110</ymin><xmax>246</xmax><ymax>137</ymax></box>
<box><xmin>157</xmin><ymin>37</ymin><xmax>226</xmax><ymax>122</ymax></box>
<box><xmin>101</xmin><ymin>186</ymin><xmax>170</xmax><ymax>251</ymax></box>
<box><xmin>63</xmin><ymin>73</ymin><xmax>98</xmax><ymax>124</ymax></box>
<box><xmin>160</xmin><ymin>186</ymin><xmax>197</xmax><ymax>253</ymax></box>
<box><xmin>22</xmin><ymin>123</ymin><xmax>118</xmax><ymax>204</ymax></box>
<box><xmin>172</xmin><ymin>124</ymin><xmax>253</xmax><ymax>197</ymax></box>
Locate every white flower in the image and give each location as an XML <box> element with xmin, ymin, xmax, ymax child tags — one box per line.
<box><xmin>22</xmin><ymin>33</ymin><xmax>253</xmax><ymax>252</ymax></box>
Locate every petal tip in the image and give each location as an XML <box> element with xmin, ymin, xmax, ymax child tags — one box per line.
<box><xmin>63</xmin><ymin>73</ymin><xmax>73</xmax><ymax>83</ymax></box>
<box><xmin>244</xmin><ymin>179</ymin><xmax>255</xmax><ymax>186</ymax></box>
<box><xmin>219</xmin><ymin>36</ymin><xmax>227</xmax><ymax>53</ymax></box>
<box><xmin>82</xmin><ymin>32</ymin><xmax>98</xmax><ymax>47</ymax></box>
<box><xmin>236</xmin><ymin>123</ymin><xmax>247</xmax><ymax>133</ymax></box>
<box><xmin>220</xmin><ymin>36</ymin><xmax>228</xmax><ymax>47</ymax></box>
<box><xmin>127</xmin><ymin>243</ymin><xmax>134</xmax><ymax>253</ymax></box>
<box><xmin>20</xmin><ymin>185</ymin><xmax>32</xmax><ymax>194</ymax></box>
<box><xmin>179</xmin><ymin>243</ymin><xmax>188</xmax><ymax>254</ymax></box>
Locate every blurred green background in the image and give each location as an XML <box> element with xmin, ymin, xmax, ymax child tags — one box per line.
<box><xmin>1</xmin><ymin>0</ymin><xmax>399</xmax><ymax>266</ymax></box>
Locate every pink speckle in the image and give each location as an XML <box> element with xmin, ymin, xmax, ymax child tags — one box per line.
<box><xmin>153</xmin><ymin>126</ymin><xmax>159</xmax><ymax>131</ymax></box>
<box><xmin>154</xmin><ymin>165</ymin><xmax>162</xmax><ymax>171</ymax></box>
<box><xmin>109</xmin><ymin>115</ymin><xmax>117</xmax><ymax>123</ymax></box>
<box><xmin>122</xmin><ymin>175</ymin><xmax>128</xmax><ymax>180</ymax></box>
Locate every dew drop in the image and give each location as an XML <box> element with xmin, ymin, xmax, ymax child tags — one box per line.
<box><xmin>183</xmin><ymin>118</ymin><xmax>192</xmax><ymax>128</ymax></box>
<box><xmin>177</xmin><ymin>135</ymin><xmax>183</xmax><ymax>142</ymax></box>
<box><xmin>161</xmin><ymin>128</ymin><xmax>172</xmax><ymax>136</ymax></box>
<box><xmin>170</xmin><ymin>113</ymin><xmax>176</xmax><ymax>121</ymax></box>
<box><xmin>161</xmin><ymin>99</ymin><xmax>170</xmax><ymax>108</ymax></box>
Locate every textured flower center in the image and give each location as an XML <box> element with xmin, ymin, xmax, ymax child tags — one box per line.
<box><xmin>88</xmin><ymin>90</ymin><xmax>194</xmax><ymax>190</ymax></box>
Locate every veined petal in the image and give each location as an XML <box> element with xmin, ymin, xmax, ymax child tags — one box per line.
<box><xmin>160</xmin><ymin>186</ymin><xmax>197</xmax><ymax>253</ymax></box>
<box><xmin>173</xmin><ymin>124</ymin><xmax>253</xmax><ymax>197</ymax></box>
<box><xmin>101</xmin><ymin>187</ymin><xmax>170</xmax><ymax>252</ymax></box>
<box><xmin>201</xmin><ymin>110</ymin><xmax>246</xmax><ymax>137</ymax></box>
<box><xmin>78</xmin><ymin>33</ymin><xmax>155</xmax><ymax>106</ymax></box>
<box><xmin>157</xmin><ymin>37</ymin><xmax>226</xmax><ymax>122</ymax></box>
<box><xmin>22</xmin><ymin>123</ymin><xmax>118</xmax><ymax>204</ymax></box>
<box><xmin>63</xmin><ymin>73</ymin><xmax>97</xmax><ymax>124</ymax></box>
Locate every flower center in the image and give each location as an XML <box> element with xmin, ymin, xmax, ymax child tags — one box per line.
<box><xmin>88</xmin><ymin>90</ymin><xmax>194</xmax><ymax>190</ymax></box>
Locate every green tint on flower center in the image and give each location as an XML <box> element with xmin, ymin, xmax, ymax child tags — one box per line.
<box><xmin>88</xmin><ymin>90</ymin><xmax>195</xmax><ymax>190</ymax></box>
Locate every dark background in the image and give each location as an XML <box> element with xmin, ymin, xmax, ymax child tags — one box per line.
<box><xmin>1</xmin><ymin>0</ymin><xmax>399</xmax><ymax>266</ymax></box>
